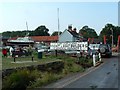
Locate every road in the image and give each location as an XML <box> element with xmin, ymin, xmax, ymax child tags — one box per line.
<box><xmin>44</xmin><ymin>53</ymin><xmax>119</xmax><ymax>89</ymax></box>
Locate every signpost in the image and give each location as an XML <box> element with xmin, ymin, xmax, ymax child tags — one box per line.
<box><xmin>50</xmin><ymin>42</ymin><xmax>88</xmax><ymax>51</ymax></box>
<box><xmin>50</xmin><ymin>42</ymin><xmax>102</xmax><ymax>66</ymax></box>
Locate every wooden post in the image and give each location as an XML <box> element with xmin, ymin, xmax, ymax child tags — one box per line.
<box><xmin>32</xmin><ymin>56</ymin><xmax>33</xmax><ymax>62</ymax></box>
<box><xmin>14</xmin><ymin>57</ymin><xmax>16</xmax><ymax>62</ymax></box>
<box><xmin>55</xmin><ymin>50</ymin><xmax>57</xmax><ymax>57</ymax></box>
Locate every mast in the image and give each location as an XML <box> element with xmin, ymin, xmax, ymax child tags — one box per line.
<box><xmin>26</xmin><ymin>21</ymin><xmax>30</xmax><ymax>46</ymax></box>
<box><xmin>57</xmin><ymin>8</ymin><xmax>60</xmax><ymax>40</ymax></box>
<box><xmin>25</xmin><ymin>21</ymin><xmax>29</xmax><ymax>37</ymax></box>
<box><xmin>26</xmin><ymin>21</ymin><xmax>28</xmax><ymax>31</ymax></box>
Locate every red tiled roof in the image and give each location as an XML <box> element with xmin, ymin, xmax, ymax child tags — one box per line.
<box><xmin>8</xmin><ymin>37</ymin><xmax>18</xmax><ymax>40</ymax></box>
<box><xmin>31</xmin><ymin>36</ymin><xmax>58</xmax><ymax>42</ymax></box>
<box><xmin>8</xmin><ymin>36</ymin><xmax>58</xmax><ymax>42</ymax></box>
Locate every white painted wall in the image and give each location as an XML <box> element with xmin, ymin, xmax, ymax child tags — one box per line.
<box><xmin>59</xmin><ymin>30</ymin><xmax>73</xmax><ymax>42</ymax></box>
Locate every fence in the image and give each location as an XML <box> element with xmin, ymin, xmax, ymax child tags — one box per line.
<box><xmin>93</xmin><ymin>53</ymin><xmax>102</xmax><ymax>67</ymax></box>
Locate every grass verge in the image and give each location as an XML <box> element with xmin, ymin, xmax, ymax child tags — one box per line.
<box><xmin>2</xmin><ymin>52</ymin><xmax>93</xmax><ymax>89</ymax></box>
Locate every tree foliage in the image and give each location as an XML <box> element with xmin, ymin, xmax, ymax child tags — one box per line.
<box><xmin>2</xmin><ymin>31</ymin><xmax>31</xmax><ymax>38</ymax></box>
<box><xmin>99</xmin><ymin>23</ymin><xmax>120</xmax><ymax>45</ymax></box>
<box><xmin>51</xmin><ymin>31</ymin><xmax>62</xmax><ymax>36</ymax></box>
<box><xmin>79</xmin><ymin>26</ymin><xmax>98</xmax><ymax>39</ymax></box>
<box><xmin>2</xmin><ymin>24</ymin><xmax>120</xmax><ymax>46</ymax></box>
<box><xmin>31</xmin><ymin>25</ymin><xmax>50</xmax><ymax>36</ymax></box>
<box><xmin>2</xmin><ymin>25</ymin><xmax>50</xmax><ymax>37</ymax></box>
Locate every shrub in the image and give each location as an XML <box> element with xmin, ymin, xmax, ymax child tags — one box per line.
<box><xmin>69</xmin><ymin>64</ymin><xmax>85</xmax><ymax>73</ymax></box>
<box><xmin>2</xmin><ymin>69</ymin><xmax>36</xmax><ymax>90</ymax></box>
<box><xmin>76</xmin><ymin>57</ymin><xmax>93</xmax><ymax>68</ymax></box>
<box><xmin>62</xmin><ymin>59</ymin><xmax>85</xmax><ymax>74</ymax></box>
<box><xmin>28</xmin><ymin>72</ymin><xmax>63</xmax><ymax>88</ymax></box>
<box><xmin>2</xmin><ymin>55</ymin><xmax>92</xmax><ymax>89</ymax></box>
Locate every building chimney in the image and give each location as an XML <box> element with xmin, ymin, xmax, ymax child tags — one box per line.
<box><xmin>68</xmin><ymin>24</ymin><xmax>72</xmax><ymax>31</ymax></box>
<box><xmin>73</xmin><ymin>28</ymin><xmax>76</xmax><ymax>32</ymax></box>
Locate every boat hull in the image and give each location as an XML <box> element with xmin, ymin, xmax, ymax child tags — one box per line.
<box><xmin>7</xmin><ymin>41</ymin><xmax>34</xmax><ymax>46</ymax></box>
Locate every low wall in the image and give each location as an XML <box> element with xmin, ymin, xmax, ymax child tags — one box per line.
<box><xmin>2</xmin><ymin>60</ymin><xmax>64</xmax><ymax>78</ymax></box>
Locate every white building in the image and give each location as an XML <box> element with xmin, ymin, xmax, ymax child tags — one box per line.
<box><xmin>59</xmin><ymin>26</ymin><xmax>83</xmax><ymax>42</ymax></box>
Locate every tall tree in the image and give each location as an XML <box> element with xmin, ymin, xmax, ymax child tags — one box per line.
<box><xmin>2</xmin><ymin>30</ymin><xmax>32</xmax><ymax>38</ymax></box>
<box><xmin>2</xmin><ymin>25</ymin><xmax>50</xmax><ymax>37</ymax></box>
<box><xmin>99</xmin><ymin>23</ymin><xmax>120</xmax><ymax>45</ymax></box>
<box><xmin>2</xmin><ymin>31</ymin><xmax>12</xmax><ymax>38</ymax></box>
<box><xmin>33</xmin><ymin>25</ymin><xmax>50</xmax><ymax>36</ymax></box>
<box><xmin>79</xmin><ymin>25</ymin><xmax>98</xmax><ymax>39</ymax></box>
<box><xmin>113</xmin><ymin>26</ymin><xmax>120</xmax><ymax>45</ymax></box>
<box><xmin>51</xmin><ymin>31</ymin><xmax>62</xmax><ymax>36</ymax></box>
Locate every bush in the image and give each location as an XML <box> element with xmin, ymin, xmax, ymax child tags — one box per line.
<box><xmin>62</xmin><ymin>59</ymin><xmax>85</xmax><ymax>74</ymax></box>
<box><xmin>2</xmin><ymin>55</ymin><xmax>92</xmax><ymax>89</ymax></box>
<box><xmin>69</xmin><ymin>64</ymin><xmax>85</xmax><ymax>73</ymax></box>
<box><xmin>76</xmin><ymin>57</ymin><xmax>93</xmax><ymax>68</ymax></box>
<box><xmin>28</xmin><ymin>72</ymin><xmax>63</xmax><ymax>88</ymax></box>
<box><xmin>2</xmin><ymin>69</ymin><xmax>36</xmax><ymax>90</ymax></box>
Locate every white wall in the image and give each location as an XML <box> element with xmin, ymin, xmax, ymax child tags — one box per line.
<box><xmin>59</xmin><ymin>30</ymin><xmax>73</xmax><ymax>42</ymax></box>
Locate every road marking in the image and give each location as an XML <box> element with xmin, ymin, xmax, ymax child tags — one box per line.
<box><xmin>57</xmin><ymin>62</ymin><xmax>105</xmax><ymax>88</ymax></box>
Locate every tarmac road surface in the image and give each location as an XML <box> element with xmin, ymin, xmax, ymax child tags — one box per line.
<box><xmin>44</xmin><ymin>53</ymin><xmax>119</xmax><ymax>89</ymax></box>
<box><xmin>64</xmin><ymin>53</ymin><xmax>118</xmax><ymax>88</ymax></box>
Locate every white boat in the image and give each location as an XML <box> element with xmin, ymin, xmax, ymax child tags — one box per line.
<box><xmin>7</xmin><ymin>36</ymin><xmax>34</xmax><ymax>46</ymax></box>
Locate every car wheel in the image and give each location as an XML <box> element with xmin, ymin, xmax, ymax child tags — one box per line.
<box><xmin>100</xmin><ymin>47</ymin><xmax>106</xmax><ymax>53</ymax></box>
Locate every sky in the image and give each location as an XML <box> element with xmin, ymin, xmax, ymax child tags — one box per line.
<box><xmin>0</xmin><ymin>2</ymin><xmax>118</xmax><ymax>35</ymax></box>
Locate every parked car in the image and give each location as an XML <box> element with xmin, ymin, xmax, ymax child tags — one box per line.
<box><xmin>35</xmin><ymin>44</ymin><xmax>49</xmax><ymax>51</ymax></box>
<box><xmin>99</xmin><ymin>44</ymin><xmax>112</xmax><ymax>57</ymax></box>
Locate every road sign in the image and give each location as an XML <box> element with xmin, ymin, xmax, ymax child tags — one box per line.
<box><xmin>50</xmin><ymin>42</ymin><xmax>88</xmax><ymax>51</ymax></box>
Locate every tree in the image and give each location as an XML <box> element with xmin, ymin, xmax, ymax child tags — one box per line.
<box><xmin>51</xmin><ymin>31</ymin><xmax>62</xmax><ymax>36</ymax></box>
<box><xmin>2</xmin><ymin>31</ymin><xmax>12</xmax><ymax>38</ymax></box>
<box><xmin>33</xmin><ymin>25</ymin><xmax>50</xmax><ymax>36</ymax></box>
<box><xmin>2</xmin><ymin>25</ymin><xmax>50</xmax><ymax>37</ymax></box>
<box><xmin>79</xmin><ymin>25</ymin><xmax>98</xmax><ymax>39</ymax></box>
<box><xmin>2</xmin><ymin>30</ymin><xmax>32</xmax><ymax>38</ymax></box>
<box><xmin>113</xmin><ymin>26</ymin><xmax>120</xmax><ymax>45</ymax></box>
<box><xmin>99</xmin><ymin>23</ymin><xmax>120</xmax><ymax>45</ymax></box>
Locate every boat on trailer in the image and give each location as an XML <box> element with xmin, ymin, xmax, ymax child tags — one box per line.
<box><xmin>7</xmin><ymin>36</ymin><xmax>34</xmax><ymax>47</ymax></box>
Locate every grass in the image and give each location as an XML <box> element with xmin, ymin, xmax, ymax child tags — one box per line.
<box><xmin>2</xmin><ymin>51</ymin><xmax>61</xmax><ymax>69</ymax></box>
<box><xmin>28</xmin><ymin>71</ymin><xmax>64</xmax><ymax>88</ymax></box>
<box><xmin>2</xmin><ymin>53</ymin><xmax>86</xmax><ymax>89</ymax></box>
<box><xmin>2</xmin><ymin>51</ymin><xmax>93</xmax><ymax>89</ymax></box>
<box><xmin>2</xmin><ymin>51</ymin><xmax>92</xmax><ymax>70</ymax></box>
<box><xmin>2</xmin><ymin>51</ymin><xmax>78</xmax><ymax>69</ymax></box>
